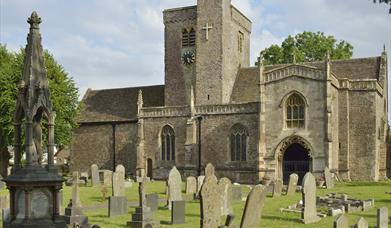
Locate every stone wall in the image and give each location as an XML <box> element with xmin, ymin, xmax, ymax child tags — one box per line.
<box><xmin>70</xmin><ymin>122</ymin><xmax>137</xmax><ymax>176</ymax></box>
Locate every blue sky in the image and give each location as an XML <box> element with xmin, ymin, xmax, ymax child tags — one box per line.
<box><xmin>1</xmin><ymin>0</ymin><xmax>390</xmax><ymax>108</ymax></box>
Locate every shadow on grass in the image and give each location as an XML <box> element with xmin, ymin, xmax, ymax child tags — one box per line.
<box><xmin>263</xmin><ymin>215</ymin><xmax>302</xmax><ymax>223</ymax></box>
<box><xmin>343</xmin><ymin>182</ymin><xmax>391</xmax><ymax>187</ymax></box>
<box><xmin>161</xmin><ymin>221</ymin><xmax>172</xmax><ymax>225</ymax></box>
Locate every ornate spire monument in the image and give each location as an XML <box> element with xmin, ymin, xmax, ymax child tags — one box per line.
<box><xmin>3</xmin><ymin>12</ymin><xmax>66</xmax><ymax>228</ymax></box>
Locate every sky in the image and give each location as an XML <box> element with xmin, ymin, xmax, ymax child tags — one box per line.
<box><xmin>1</xmin><ymin>0</ymin><xmax>391</xmax><ymax>114</ymax></box>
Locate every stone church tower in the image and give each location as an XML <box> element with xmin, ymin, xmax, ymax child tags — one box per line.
<box><xmin>70</xmin><ymin>0</ymin><xmax>389</xmax><ymax>183</ymax></box>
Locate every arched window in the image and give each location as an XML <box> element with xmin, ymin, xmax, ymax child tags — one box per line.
<box><xmin>161</xmin><ymin>125</ymin><xmax>175</xmax><ymax>161</ymax></box>
<box><xmin>182</xmin><ymin>28</ymin><xmax>196</xmax><ymax>47</ymax></box>
<box><xmin>230</xmin><ymin>124</ymin><xmax>248</xmax><ymax>161</ymax></box>
<box><xmin>286</xmin><ymin>94</ymin><xmax>305</xmax><ymax>128</ymax></box>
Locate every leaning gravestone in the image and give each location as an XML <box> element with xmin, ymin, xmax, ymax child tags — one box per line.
<box><xmin>377</xmin><ymin>207</ymin><xmax>388</xmax><ymax>228</ymax></box>
<box><xmin>115</xmin><ymin>164</ymin><xmax>125</xmax><ymax>180</ymax></box>
<box><xmin>218</xmin><ymin>177</ymin><xmax>233</xmax><ymax>216</ymax></box>
<box><xmin>108</xmin><ymin>171</ymin><xmax>127</xmax><ymax>217</ymax></box>
<box><xmin>324</xmin><ymin>167</ymin><xmax>334</xmax><ymax>189</ymax></box>
<box><xmin>91</xmin><ymin>164</ymin><xmax>100</xmax><ymax>187</ymax></box>
<box><xmin>166</xmin><ymin>166</ymin><xmax>183</xmax><ymax>210</ymax></box>
<box><xmin>272</xmin><ymin>179</ymin><xmax>283</xmax><ymax>197</ymax></box>
<box><xmin>200</xmin><ymin>164</ymin><xmax>221</xmax><ymax>228</ymax></box>
<box><xmin>334</xmin><ymin>214</ymin><xmax>349</xmax><ymax>228</ymax></box>
<box><xmin>301</xmin><ymin>172</ymin><xmax>321</xmax><ymax>224</ymax></box>
<box><xmin>240</xmin><ymin>184</ymin><xmax>267</xmax><ymax>228</ymax></box>
<box><xmin>354</xmin><ymin>217</ymin><xmax>368</xmax><ymax>228</ymax></box>
<box><xmin>64</xmin><ymin>172</ymin><xmax>89</xmax><ymax>227</ymax></box>
<box><xmin>197</xmin><ymin>175</ymin><xmax>205</xmax><ymax>196</ymax></box>
<box><xmin>186</xmin><ymin>176</ymin><xmax>197</xmax><ymax>195</ymax></box>
<box><xmin>286</xmin><ymin>173</ymin><xmax>298</xmax><ymax>196</ymax></box>
<box><xmin>171</xmin><ymin>200</ymin><xmax>185</xmax><ymax>224</ymax></box>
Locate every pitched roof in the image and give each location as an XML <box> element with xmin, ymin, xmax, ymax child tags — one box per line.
<box><xmin>231</xmin><ymin>57</ymin><xmax>382</xmax><ymax>103</ymax></box>
<box><xmin>78</xmin><ymin>85</ymin><xmax>164</xmax><ymax>123</ymax></box>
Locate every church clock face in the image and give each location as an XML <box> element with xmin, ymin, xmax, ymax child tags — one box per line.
<box><xmin>182</xmin><ymin>51</ymin><xmax>195</xmax><ymax>65</ymax></box>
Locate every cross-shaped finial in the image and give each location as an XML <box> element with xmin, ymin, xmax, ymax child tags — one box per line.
<box><xmin>28</xmin><ymin>11</ymin><xmax>41</xmax><ymax>29</ymax></box>
<box><xmin>202</xmin><ymin>23</ymin><xmax>213</xmax><ymax>41</ymax></box>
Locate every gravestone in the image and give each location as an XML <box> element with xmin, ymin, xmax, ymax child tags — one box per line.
<box><xmin>240</xmin><ymin>184</ymin><xmax>267</xmax><ymax>228</ymax></box>
<box><xmin>115</xmin><ymin>164</ymin><xmax>125</xmax><ymax>180</ymax></box>
<box><xmin>166</xmin><ymin>166</ymin><xmax>182</xmax><ymax>210</ymax></box>
<box><xmin>99</xmin><ymin>170</ymin><xmax>113</xmax><ymax>186</ymax></box>
<box><xmin>286</xmin><ymin>173</ymin><xmax>298</xmax><ymax>195</ymax></box>
<box><xmin>186</xmin><ymin>176</ymin><xmax>197</xmax><ymax>195</ymax></box>
<box><xmin>197</xmin><ymin>175</ymin><xmax>205</xmax><ymax>196</ymax></box>
<box><xmin>80</xmin><ymin>172</ymin><xmax>89</xmax><ymax>185</ymax></box>
<box><xmin>354</xmin><ymin>217</ymin><xmax>368</xmax><ymax>228</ymax></box>
<box><xmin>91</xmin><ymin>164</ymin><xmax>100</xmax><ymax>187</ymax></box>
<box><xmin>200</xmin><ymin>167</ymin><xmax>220</xmax><ymax>228</ymax></box>
<box><xmin>205</xmin><ymin>163</ymin><xmax>218</xmax><ymax>182</ymax></box>
<box><xmin>324</xmin><ymin>167</ymin><xmax>334</xmax><ymax>189</ymax></box>
<box><xmin>171</xmin><ymin>200</ymin><xmax>185</xmax><ymax>224</ymax></box>
<box><xmin>64</xmin><ymin>172</ymin><xmax>89</xmax><ymax>227</ymax></box>
<box><xmin>272</xmin><ymin>179</ymin><xmax>283</xmax><ymax>197</ymax></box>
<box><xmin>218</xmin><ymin>177</ymin><xmax>233</xmax><ymax>216</ymax></box>
<box><xmin>377</xmin><ymin>207</ymin><xmax>388</xmax><ymax>228</ymax></box>
<box><xmin>146</xmin><ymin>194</ymin><xmax>159</xmax><ymax>212</ymax></box>
<box><xmin>0</xmin><ymin>195</ymin><xmax>9</xmax><ymax>218</ymax></box>
<box><xmin>232</xmin><ymin>185</ymin><xmax>242</xmax><ymax>201</ymax></box>
<box><xmin>334</xmin><ymin>214</ymin><xmax>348</xmax><ymax>228</ymax></box>
<box><xmin>301</xmin><ymin>172</ymin><xmax>321</xmax><ymax>224</ymax></box>
<box><xmin>108</xmin><ymin>171</ymin><xmax>127</xmax><ymax>217</ymax></box>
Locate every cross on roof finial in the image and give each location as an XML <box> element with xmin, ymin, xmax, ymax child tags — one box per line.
<box><xmin>28</xmin><ymin>11</ymin><xmax>41</xmax><ymax>29</ymax></box>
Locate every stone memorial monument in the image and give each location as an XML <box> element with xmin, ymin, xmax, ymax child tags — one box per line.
<box><xmin>185</xmin><ymin>176</ymin><xmax>197</xmax><ymax>195</ymax></box>
<box><xmin>108</xmin><ymin>171</ymin><xmax>127</xmax><ymax>217</ymax></box>
<box><xmin>334</xmin><ymin>214</ymin><xmax>349</xmax><ymax>228</ymax></box>
<box><xmin>218</xmin><ymin>177</ymin><xmax>233</xmax><ymax>216</ymax></box>
<box><xmin>166</xmin><ymin>166</ymin><xmax>182</xmax><ymax>210</ymax></box>
<box><xmin>115</xmin><ymin>164</ymin><xmax>126</xmax><ymax>180</ymax></box>
<box><xmin>377</xmin><ymin>207</ymin><xmax>388</xmax><ymax>228</ymax></box>
<box><xmin>171</xmin><ymin>200</ymin><xmax>185</xmax><ymax>224</ymax></box>
<box><xmin>200</xmin><ymin>163</ymin><xmax>221</xmax><ymax>228</ymax></box>
<box><xmin>146</xmin><ymin>194</ymin><xmax>159</xmax><ymax>212</ymax></box>
<box><xmin>272</xmin><ymin>179</ymin><xmax>283</xmax><ymax>197</ymax></box>
<box><xmin>301</xmin><ymin>172</ymin><xmax>321</xmax><ymax>224</ymax></box>
<box><xmin>239</xmin><ymin>185</ymin><xmax>267</xmax><ymax>228</ymax></box>
<box><xmin>64</xmin><ymin>172</ymin><xmax>89</xmax><ymax>227</ymax></box>
<box><xmin>3</xmin><ymin>11</ymin><xmax>66</xmax><ymax>228</ymax></box>
<box><xmin>286</xmin><ymin>173</ymin><xmax>298</xmax><ymax>195</ymax></box>
<box><xmin>91</xmin><ymin>164</ymin><xmax>100</xmax><ymax>187</ymax></box>
<box><xmin>354</xmin><ymin>217</ymin><xmax>368</xmax><ymax>228</ymax></box>
<box><xmin>324</xmin><ymin>167</ymin><xmax>334</xmax><ymax>189</ymax></box>
<box><xmin>196</xmin><ymin>175</ymin><xmax>205</xmax><ymax>197</ymax></box>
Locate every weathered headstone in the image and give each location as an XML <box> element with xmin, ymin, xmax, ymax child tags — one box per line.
<box><xmin>108</xmin><ymin>171</ymin><xmax>127</xmax><ymax>217</ymax></box>
<box><xmin>272</xmin><ymin>179</ymin><xmax>283</xmax><ymax>197</ymax></box>
<box><xmin>171</xmin><ymin>200</ymin><xmax>185</xmax><ymax>224</ymax></box>
<box><xmin>232</xmin><ymin>185</ymin><xmax>242</xmax><ymax>201</ymax></box>
<box><xmin>286</xmin><ymin>173</ymin><xmax>298</xmax><ymax>196</ymax></box>
<box><xmin>115</xmin><ymin>164</ymin><xmax>125</xmax><ymax>180</ymax></box>
<box><xmin>99</xmin><ymin>170</ymin><xmax>113</xmax><ymax>186</ymax></box>
<box><xmin>301</xmin><ymin>172</ymin><xmax>321</xmax><ymax>224</ymax></box>
<box><xmin>377</xmin><ymin>207</ymin><xmax>388</xmax><ymax>228</ymax></box>
<box><xmin>324</xmin><ymin>167</ymin><xmax>334</xmax><ymax>189</ymax></box>
<box><xmin>200</xmin><ymin>165</ymin><xmax>221</xmax><ymax>228</ymax></box>
<box><xmin>186</xmin><ymin>176</ymin><xmax>197</xmax><ymax>195</ymax></box>
<box><xmin>218</xmin><ymin>177</ymin><xmax>233</xmax><ymax>216</ymax></box>
<box><xmin>166</xmin><ymin>166</ymin><xmax>183</xmax><ymax>210</ymax></box>
<box><xmin>64</xmin><ymin>172</ymin><xmax>89</xmax><ymax>227</ymax></box>
<box><xmin>197</xmin><ymin>175</ymin><xmax>205</xmax><ymax>196</ymax></box>
<box><xmin>91</xmin><ymin>164</ymin><xmax>100</xmax><ymax>187</ymax></box>
<box><xmin>333</xmin><ymin>214</ymin><xmax>348</xmax><ymax>228</ymax></box>
<box><xmin>240</xmin><ymin>184</ymin><xmax>267</xmax><ymax>228</ymax></box>
<box><xmin>354</xmin><ymin>217</ymin><xmax>368</xmax><ymax>228</ymax></box>
<box><xmin>146</xmin><ymin>193</ymin><xmax>159</xmax><ymax>212</ymax></box>
<box><xmin>205</xmin><ymin>163</ymin><xmax>218</xmax><ymax>181</ymax></box>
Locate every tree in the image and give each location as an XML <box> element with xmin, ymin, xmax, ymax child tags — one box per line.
<box><xmin>260</xmin><ymin>31</ymin><xmax>353</xmax><ymax>65</ymax></box>
<box><xmin>0</xmin><ymin>44</ymin><xmax>79</xmax><ymax>175</ymax></box>
<box><xmin>372</xmin><ymin>0</ymin><xmax>391</xmax><ymax>13</ymax></box>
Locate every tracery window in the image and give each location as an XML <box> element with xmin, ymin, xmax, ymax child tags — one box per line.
<box><xmin>161</xmin><ymin>125</ymin><xmax>175</xmax><ymax>161</ymax></box>
<box><xmin>230</xmin><ymin>124</ymin><xmax>248</xmax><ymax>161</ymax></box>
<box><xmin>182</xmin><ymin>28</ymin><xmax>196</xmax><ymax>47</ymax></box>
<box><xmin>286</xmin><ymin>94</ymin><xmax>305</xmax><ymax>128</ymax></box>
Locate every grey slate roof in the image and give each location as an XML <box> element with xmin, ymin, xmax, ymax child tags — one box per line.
<box><xmin>78</xmin><ymin>85</ymin><xmax>164</xmax><ymax>123</ymax></box>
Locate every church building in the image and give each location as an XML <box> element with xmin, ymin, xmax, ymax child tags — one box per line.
<box><xmin>70</xmin><ymin>0</ymin><xmax>390</xmax><ymax>183</ymax></box>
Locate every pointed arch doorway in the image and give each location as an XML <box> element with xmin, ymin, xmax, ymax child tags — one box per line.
<box><xmin>275</xmin><ymin>135</ymin><xmax>313</xmax><ymax>184</ymax></box>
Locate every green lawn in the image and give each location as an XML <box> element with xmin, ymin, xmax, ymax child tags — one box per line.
<box><xmin>1</xmin><ymin>181</ymin><xmax>391</xmax><ymax>227</ymax></box>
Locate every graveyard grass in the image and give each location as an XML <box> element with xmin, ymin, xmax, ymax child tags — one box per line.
<box><xmin>0</xmin><ymin>180</ymin><xmax>390</xmax><ymax>227</ymax></box>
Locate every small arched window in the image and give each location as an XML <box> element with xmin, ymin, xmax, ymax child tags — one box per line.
<box><xmin>182</xmin><ymin>28</ymin><xmax>196</xmax><ymax>47</ymax></box>
<box><xmin>230</xmin><ymin>124</ymin><xmax>248</xmax><ymax>161</ymax></box>
<box><xmin>161</xmin><ymin>125</ymin><xmax>175</xmax><ymax>161</ymax></box>
<box><xmin>286</xmin><ymin>94</ymin><xmax>305</xmax><ymax>128</ymax></box>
